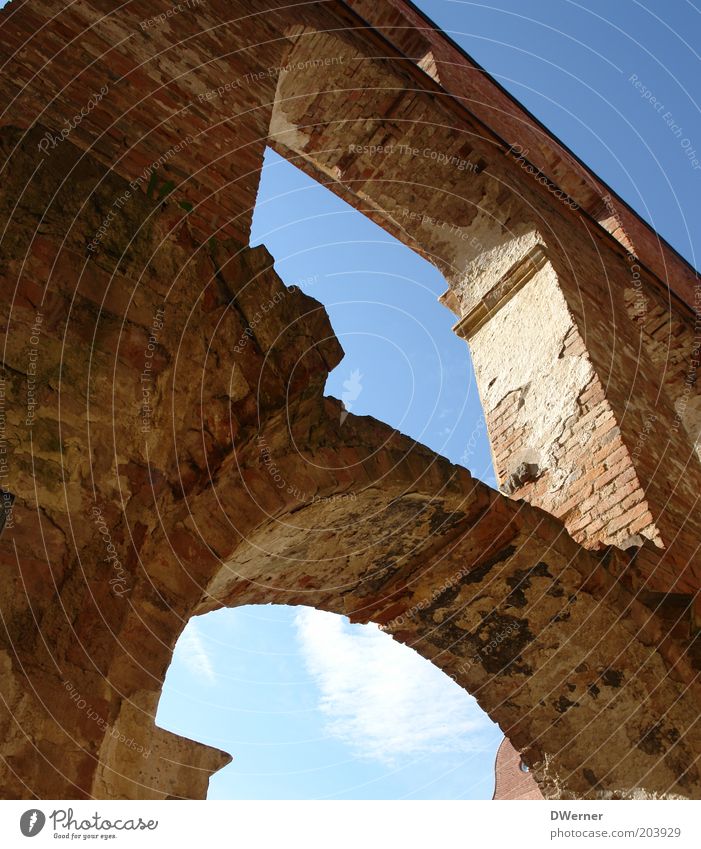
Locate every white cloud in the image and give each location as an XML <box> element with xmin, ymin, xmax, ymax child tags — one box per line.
<box><xmin>295</xmin><ymin>608</ymin><xmax>493</xmax><ymax>764</ymax></box>
<box><xmin>178</xmin><ymin>618</ymin><xmax>216</xmax><ymax>683</ymax></box>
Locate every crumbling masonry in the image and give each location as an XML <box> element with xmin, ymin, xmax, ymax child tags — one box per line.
<box><xmin>0</xmin><ymin>0</ymin><xmax>699</xmax><ymax>799</ymax></box>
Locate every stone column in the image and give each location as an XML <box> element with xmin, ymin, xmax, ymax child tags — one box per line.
<box><xmin>450</xmin><ymin>227</ymin><xmax>701</xmax><ymax>595</ymax></box>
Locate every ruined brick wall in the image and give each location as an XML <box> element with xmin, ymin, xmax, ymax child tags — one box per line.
<box><xmin>624</xmin><ymin>276</ymin><xmax>701</xmax><ymax>464</ymax></box>
<box><xmin>1</xmin><ymin>0</ymin><xmax>700</xmax><ymax>803</ymax></box>
<box><xmin>493</xmin><ymin>738</ymin><xmax>544</xmax><ymax>800</ymax></box>
<box><xmin>462</xmin><ymin>204</ymin><xmax>700</xmax><ymax>593</ymax></box>
<box><xmin>258</xmin><ymin>8</ymin><xmax>701</xmax><ymax>597</ymax></box>
<box><xmin>2</xmin><ymin>123</ymin><xmax>700</xmax><ymax>800</ymax></box>
<box><xmin>339</xmin><ymin>0</ymin><xmax>701</xmax><ymax>553</ymax></box>
<box><xmin>0</xmin><ymin>0</ymin><xmax>293</xmax><ymax>246</ymax></box>
<box><xmin>478</xmin><ymin>320</ymin><xmax>660</xmax><ymax>551</ymax></box>
<box><xmin>346</xmin><ymin>0</ymin><xmax>700</xmax><ymax>310</ymax></box>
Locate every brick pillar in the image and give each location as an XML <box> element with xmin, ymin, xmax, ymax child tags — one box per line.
<box><xmin>492</xmin><ymin>737</ymin><xmax>544</xmax><ymax>800</ymax></box>
<box><xmin>455</xmin><ymin>244</ymin><xmax>657</xmax><ymax>547</ymax></box>
<box><xmin>453</xmin><ymin>238</ymin><xmax>701</xmax><ymax>593</ymax></box>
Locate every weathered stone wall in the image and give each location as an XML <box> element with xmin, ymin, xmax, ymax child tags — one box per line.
<box><xmin>0</xmin><ymin>0</ymin><xmax>292</xmax><ymax>245</ymax></box>
<box><xmin>262</xmin><ymin>13</ymin><xmax>701</xmax><ymax>594</ymax></box>
<box><xmin>0</xmin><ymin>0</ymin><xmax>699</xmax><ymax>803</ymax></box>
<box><xmin>466</xmin><ymin>258</ymin><xmax>661</xmax><ymax>552</ymax></box>
<box><xmin>346</xmin><ymin>0</ymin><xmax>701</xmax><ymax>310</ymax></box>
<box><xmin>1</xmin><ymin>125</ymin><xmax>700</xmax><ymax>800</ymax></box>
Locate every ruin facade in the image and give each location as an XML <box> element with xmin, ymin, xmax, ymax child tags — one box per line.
<box><xmin>0</xmin><ymin>0</ymin><xmax>699</xmax><ymax>800</ymax></box>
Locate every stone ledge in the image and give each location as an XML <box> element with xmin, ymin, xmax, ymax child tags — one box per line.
<box><xmin>453</xmin><ymin>244</ymin><xmax>548</xmax><ymax>340</ymax></box>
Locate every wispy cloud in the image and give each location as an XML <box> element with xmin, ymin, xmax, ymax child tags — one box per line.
<box><xmin>178</xmin><ymin>618</ymin><xmax>216</xmax><ymax>683</ymax></box>
<box><xmin>295</xmin><ymin>608</ymin><xmax>493</xmax><ymax>764</ymax></box>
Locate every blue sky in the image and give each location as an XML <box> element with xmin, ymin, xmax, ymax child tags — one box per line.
<box><xmin>157</xmin><ymin>605</ymin><xmax>503</xmax><ymax>799</ymax></box>
<box><xmin>416</xmin><ymin>0</ymin><xmax>701</xmax><ymax>267</ymax></box>
<box><xmin>158</xmin><ymin>1</ymin><xmax>700</xmax><ymax>801</ymax></box>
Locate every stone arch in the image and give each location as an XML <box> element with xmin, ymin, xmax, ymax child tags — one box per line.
<box><xmin>0</xmin><ymin>1</ymin><xmax>699</xmax><ymax>804</ymax></box>
<box><xmin>94</xmin><ymin>385</ymin><xmax>701</xmax><ymax>800</ymax></box>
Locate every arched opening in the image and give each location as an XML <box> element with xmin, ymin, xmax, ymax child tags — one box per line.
<box><xmin>67</xmin><ymin>124</ymin><xmax>701</xmax><ymax>802</ymax></box>
<box><xmin>249</xmin><ymin>146</ymin><xmax>496</xmax><ymax>484</ymax></box>
<box><xmin>156</xmin><ymin>145</ymin><xmax>503</xmax><ymax>799</ymax></box>
<box><xmin>158</xmin><ymin>605</ymin><xmax>503</xmax><ymax>799</ymax></box>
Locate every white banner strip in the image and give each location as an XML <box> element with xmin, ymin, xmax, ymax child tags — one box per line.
<box><xmin>1</xmin><ymin>800</ymin><xmax>698</xmax><ymax>848</ymax></box>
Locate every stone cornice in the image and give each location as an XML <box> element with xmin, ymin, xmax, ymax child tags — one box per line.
<box><xmin>453</xmin><ymin>244</ymin><xmax>548</xmax><ymax>340</ymax></box>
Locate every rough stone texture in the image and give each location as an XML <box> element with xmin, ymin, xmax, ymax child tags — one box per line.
<box><xmin>0</xmin><ymin>0</ymin><xmax>699</xmax><ymax>802</ymax></box>
<box><xmin>346</xmin><ymin>0</ymin><xmax>700</xmax><ymax>311</ymax></box>
<box><xmin>261</xmin><ymin>11</ymin><xmax>701</xmax><ymax>592</ymax></box>
<box><xmin>468</xmin><ymin>260</ymin><xmax>661</xmax><ymax>551</ymax></box>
